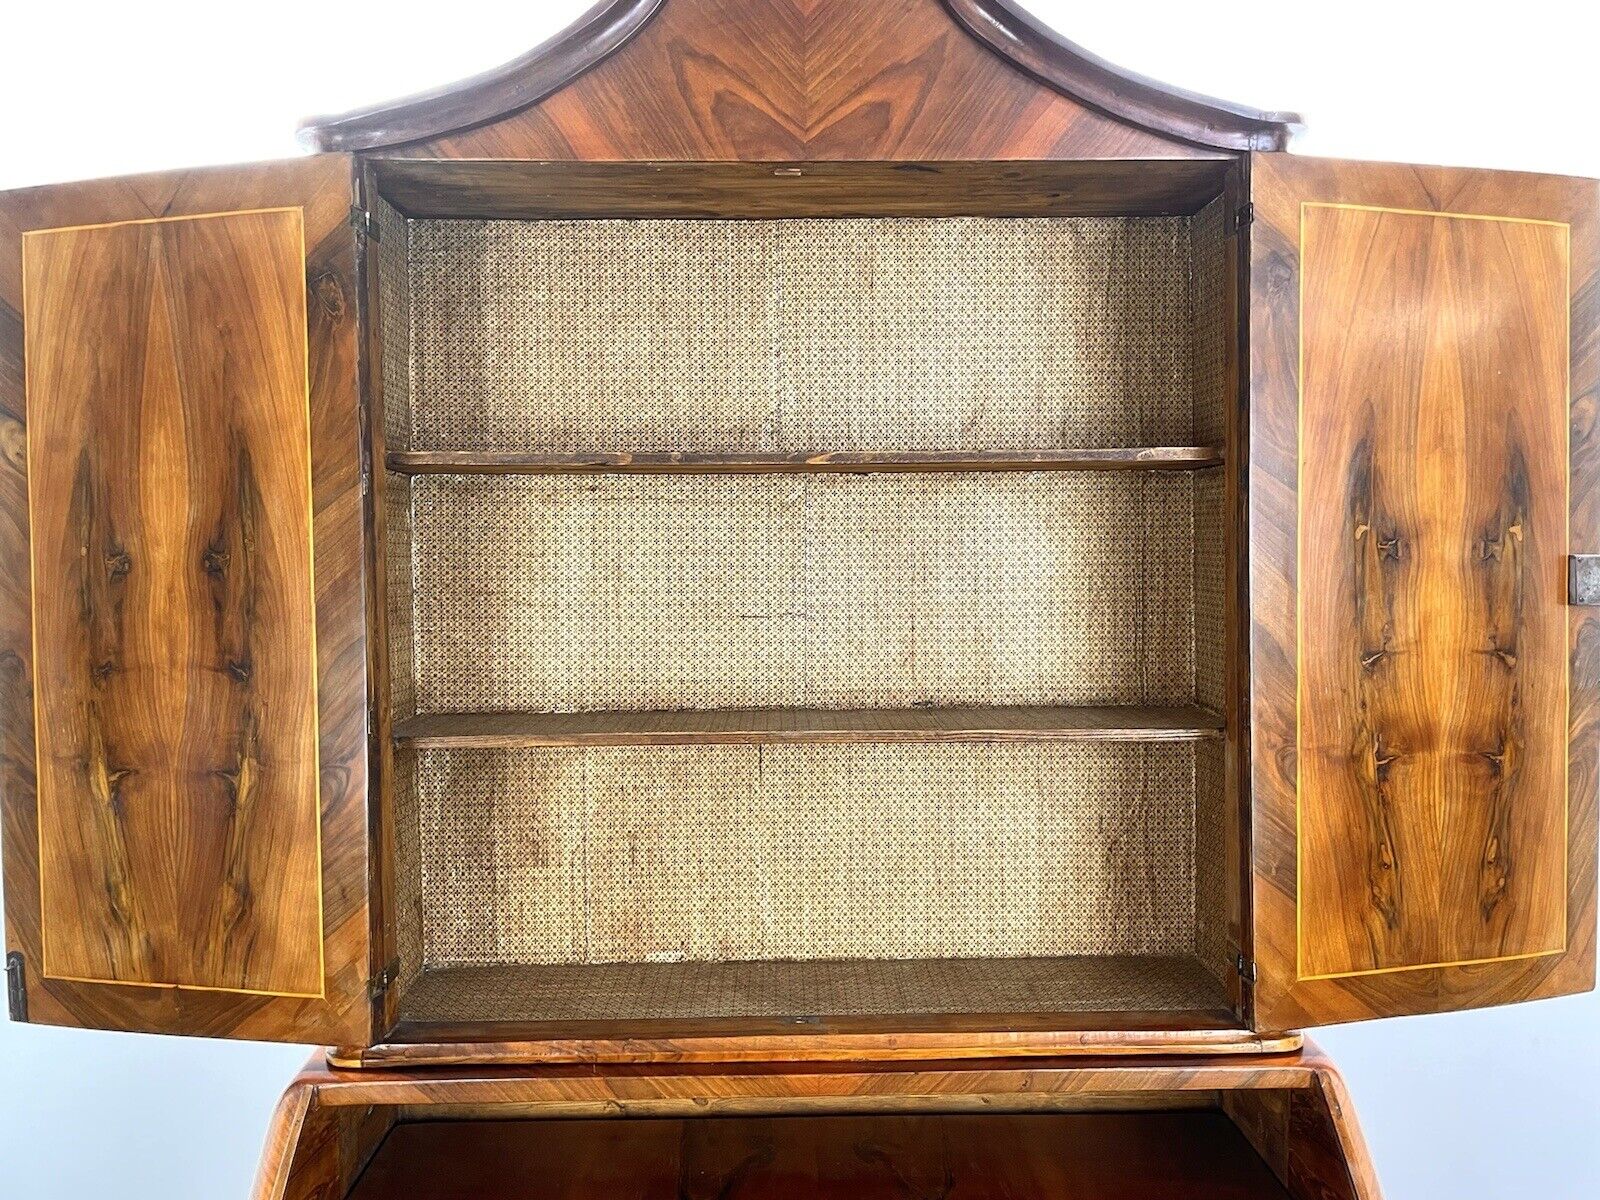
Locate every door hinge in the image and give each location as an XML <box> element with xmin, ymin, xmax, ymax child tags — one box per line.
<box><xmin>5</xmin><ymin>952</ymin><xmax>26</xmax><ymax>1022</ymax></box>
<box><xmin>1233</xmin><ymin>202</ymin><xmax>1255</xmax><ymax>233</ymax></box>
<box><xmin>1569</xmin><ymin>555</ymin><xmax>1600</xmax><ymax>605</ymax></box>
<box><xmin>368</xmin><ymin>959</ymin><xmax>399</xmax><ymax>1002</ymax></box>
<box><xmin>349</xmin><ymin>206</ymin><xmax>379</xmax><ymax>243</ymax></box>
<box><xmin>1236</xmin><ymin>954</ymin><xmax>1258</xmax><ymax>985</ymax></box>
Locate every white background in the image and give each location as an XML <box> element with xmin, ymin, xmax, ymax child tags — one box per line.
<box><xmin>1</xmin><ymin>1</ymin><xmax>1597</xmax><ymax>1196</ymax></box>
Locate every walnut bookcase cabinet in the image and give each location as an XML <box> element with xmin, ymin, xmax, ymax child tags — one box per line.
<box><xmin>1</xmin><ymin>0</ymin><xmax>1595</xmax><ymax>1196</ymax></box>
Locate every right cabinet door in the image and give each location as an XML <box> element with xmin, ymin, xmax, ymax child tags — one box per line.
<box><xmin>1247</xmin><ymin>153</ymin><xmax>1599</xmax><ymax>1030</ymax></box>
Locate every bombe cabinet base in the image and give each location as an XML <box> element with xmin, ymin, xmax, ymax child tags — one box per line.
<box><xmin>254</xmin><ymin>1044</ymin><xmax>1379</xmax><ymax>1200</ymax></box>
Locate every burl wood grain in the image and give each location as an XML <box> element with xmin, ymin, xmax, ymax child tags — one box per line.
<box><xmin>0</xmin><ymin>155</ymin><xmax>374</xmax><ymax>1044</ymax></box>
<box><xmin>24</xmin><ymin>209</ymin><xmax>323</xmax><ymax>996</ymax></box>
<box><xmin>1298</xmin><ymin>204</ymin><xmax>1569</xmax><ymax>979</ymax></box>
<box><xmin>1247</xmin><ymin>154</ymin><xmax>1599</xmax><ymax>1030</ymax></box>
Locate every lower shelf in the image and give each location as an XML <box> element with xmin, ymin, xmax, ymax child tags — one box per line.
<box><xmin>385</xmin><ymin>445</ymin><xmax>1227</xmax><ymax>473</ymax></box>
<box><xmin>397</xmin><ymin>954</ymin><xmax>1233</xmax><ymax>1025</ymax></box>
<box><xmin>393</xmin><ymin>704</ymin><xmax>1226</xmax><ymax>747</ymax></box>
<box><xmin>346</xmin><ymin>1112</ymin><xmax>1291</xmax><ymax>1200</ymax></box>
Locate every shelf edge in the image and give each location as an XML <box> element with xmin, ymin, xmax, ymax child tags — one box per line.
<box><xmin>386</xmin><ymin>447</ymin><xmax>1226</xmax><ymax>475</ymax></box>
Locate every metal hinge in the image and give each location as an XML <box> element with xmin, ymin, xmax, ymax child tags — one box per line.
<box><xmin>349</xmin><ymin>206</ymin><xmax>379</xmax><ymax>243</ymax></box>
<box><xmin>1233</xmin><ymin>202</ymin><xmax>1255</xmax><ymax>233</ymax></box>
<box><xmin>1569</xmin><ymin>555</ymin><xmax>1600</xmax><ymax>605</ymax></box>
<box><xmin>368</xmin><ymin>959</ymin><xmax>399</xmax><ymax>1002</ymax></box>
<box><xmin>5</xmin><ymin>952</ymin><xmax>26</xmax><ymax>1022</ymax></box>
<box><xmin>1236</xmin><ymin>954</ymin><xmax>1258</xmax><ymax>985</ymax></box>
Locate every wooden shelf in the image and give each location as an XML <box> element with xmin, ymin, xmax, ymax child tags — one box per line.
<box><xmin>396</xmin><ymin>955</ymin><xmax>1235</xmax><ymax>1026</ymax></box>
<box><xmin>386</xmin><ymin>446</ymin><xmax>1224</xmax><ymax>475</ymax></box>
<box><xmin>393</xmin><ymin>704</ymin><xmax>1225</xmax><ymax>749</ymax></box>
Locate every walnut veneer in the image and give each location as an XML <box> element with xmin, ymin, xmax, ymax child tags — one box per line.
<box><xmin>1</xmin><ymin>3</ymin><xmax>1596</xmax><ymax>1197</ymax></box>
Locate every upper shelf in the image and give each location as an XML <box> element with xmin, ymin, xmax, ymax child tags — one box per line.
<box><xmin>394</xmin><ymin>705</ymin><xmax>1226</xmax><ymax>749</ymax></box>
<box><xmin>368</xmin><ymin>159</ymin><xmax>1237</xmax><ymax>221</ymax></box>
<box><xmin>386</xmin><ymin>447</ymin><xmax>1224</xmax><ymax>475</ymax></box>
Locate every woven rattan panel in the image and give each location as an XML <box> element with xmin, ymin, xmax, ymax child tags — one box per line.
<box><xmin>375</xmin><ymin>196</ymin><xmax>411</xmax><ymax>448</ymax></box>
<box><xmin>1193</xmin><ymin>738</ymin><xmax>1230</xmax><ymax>987</ymax></box>
<box><xmin>1190</xmin><ymin>197</ymin><xmax>1229</xmax><ymax>449</ymax></box>
<box><xmin>386</xmin><ymin>472</ymin><xmax>418</xmax><ymax>721</ymax></box>
<box><xmin>400</xmin><ymin>955</ymin><xmax>1230</xmax><ymax>1023</ymax></box>
<box><xmin>417</xmin><ymin>742</ymin><xmax>1196</xmax><ymax>967</ymax></box>
<box><xmin>1193</xmin><ymin>470</ymin><xmax>1226</xmax><ymax>713</ymax></box>
<box><xmin>404</xmin><ymin>216</ymin><xmax>1197</xmax><ymax>453</ymax></box>
<box><xmin>409</xmin><ymin>472</ymin><xmax>1196</xmax><ymax>713</ymax></box>
<box><xmin>1187</xmin><ymin>201</ymin><xmax>1231</xmax><ymax>985</ymax></box>
<box><xmin>387</xmin><ymin>474</ymin><xmax>425</xmax><ymax>990</ymax></box>
<box><xmin>381</xmin><ymin>205</ymin><xmax>421</xmax><ymax>984</ymax></box>
<box><xmin>392</xmin><ymin>747</ymin><xmax>425</xmax><ymax>992</ymax></box>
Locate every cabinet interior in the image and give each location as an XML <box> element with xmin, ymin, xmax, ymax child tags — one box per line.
<box><xmin>369</xmin><ymin>159</ymin><xmax>1244</xmax><ymax>1039</ymax></box>
<box><xmin>345</xmin><ymin>1109</ymin><xmax>1293</xmax><ymax>1200</ymax></box>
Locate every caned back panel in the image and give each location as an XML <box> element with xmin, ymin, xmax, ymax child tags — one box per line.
<box><xmin>381</xmin><ymin>210</ymin><xmax>1233</xmax><ymax>982</ymax></box>
<box><xmin>408</xmin><ymin>471</ymin><xmax>1196</xmax><ymax>713</ymax></box>
<box><xmin>404</xmin><ymin>217</ymin><xmax>1198</xmax><ymax>454</ymax></box>
<box><xmin>416</xmin><ymin>743</ymin><xmax>1197</xmax><ymax>967</ymax></box>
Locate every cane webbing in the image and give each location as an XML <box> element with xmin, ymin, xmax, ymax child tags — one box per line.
<box><xmin>385</xmin><ymin>472</ymin><xmax>418</xmax><ymax>722</ymax></box>
<box><xmin>400</xmin><ymin>954</ymin><xmax>1231</xmax><ymax>1023</ymax></box>
<box><xmin>375</xmin><ymin>196</ymin><xmax>412</xmax><ymax>448</ymax></box>
<box><xmin>1190</xmin><ymin>197</ymin><xmax>1229</xmax><ymax>449</ymax></box>
<box><xmin>416</xmin><ymin>742</ymin><xmax>1197</xmax><ymax>968</ymax></box>
<box><xmin>1193</xmin><ymin>738</ymin><xmax>1231</xmax><ymax>987</ymax></box>
<box><xmin>379</xmin><ymin>205</ymin><xmax>1238</xmax><ymax>1020</ymax></box>
<box><xmin>404</xmin><ymin>216</ymin><xmax>1198</xmax><ymax>454</ymax></box>
<box><xmin>408</xmin><ymin>471</ymin><xmax>1197</xmax><ymax>714</ymax></box>
<box><xmin>392</xmin><ymin>746</ymin><xmax>425</xmax><ymax>993</ymax></box>
<box><xmin>1193</xmin><ymin>470</ymin><xmax>1226</xmax><ymax>713</ymax></box>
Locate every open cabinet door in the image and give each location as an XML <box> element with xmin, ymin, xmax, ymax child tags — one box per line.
<box><xmin>1246</xmin><ymin>154</ymin><xmax>1600</xmax><ymax>1031</ymax></box>
<box><xmin>0</xmin><ymin>155</ymin><xmax>375</xmax><ymax>1045</ymax></box>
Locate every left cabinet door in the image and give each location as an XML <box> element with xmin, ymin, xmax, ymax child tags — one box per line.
<box><xmin>0</xmin><ymin>155</ymin><xmax>375</xmax><ymax>1045</ymax></box>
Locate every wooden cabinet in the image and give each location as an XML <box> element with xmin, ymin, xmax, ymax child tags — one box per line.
<box><xmin>1</xmin><ymin>0</ymin><xmax>1595</xmax><ymax>1195</ymax></box>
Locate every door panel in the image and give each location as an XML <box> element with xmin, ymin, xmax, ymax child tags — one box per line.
<box><xmin>1248</xmin><ymin>154</ymin><xmax>1599</xmax><ymax>1030</ymax></box>
<box><xmin>27</xmin><ymin>208</ymin><xmax>324</xmax><ymax>998</ymax></box>
<box><xmin>0</xmin><ymin>155</ymin><xmax>374</xmax><ymax>1044</ymax></box>
<box><xmin>1297</xmin><ymin>203</ymin><xmax>1570</xmax><ymax>979</ymax></box>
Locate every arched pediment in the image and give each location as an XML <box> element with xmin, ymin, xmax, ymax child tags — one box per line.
<box><xmin>301</xmin><ymin>0</ymin><xmax>1300</xmax><ymax>158</ymax></box>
